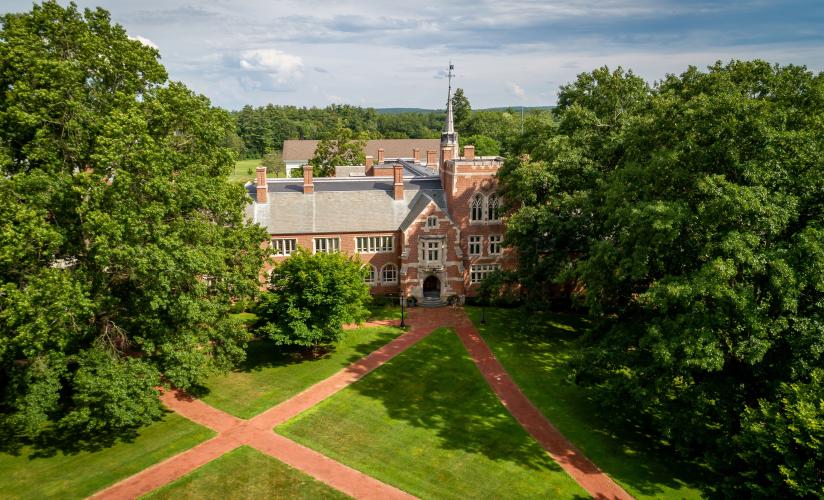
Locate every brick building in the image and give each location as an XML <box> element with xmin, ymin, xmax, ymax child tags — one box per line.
<box><xmin>246</xmin><ymin>75</ymin><xmax>512</xmax><ymax>304</ymax></box>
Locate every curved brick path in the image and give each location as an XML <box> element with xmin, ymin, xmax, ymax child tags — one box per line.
<box><xmin>91</xmin><ymin>309</ymin><xmax>631</xmax><ymax>500</ymax></box>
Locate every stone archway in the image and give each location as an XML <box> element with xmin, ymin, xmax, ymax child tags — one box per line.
<box><xmin>422</xmin><ymin>275</ymin><xmax>441</xmax><ymax>298</ymax></box>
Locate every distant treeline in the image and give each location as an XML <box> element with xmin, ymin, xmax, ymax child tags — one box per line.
<box><xmin>227</xmin><ymin>103</ymin><xmax>553</xmax><ymax>159</ymax></box>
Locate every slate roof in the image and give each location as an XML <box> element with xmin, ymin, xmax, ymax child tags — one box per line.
<box><xmin>247</xmin><ymin>176</ymin><xmax>446</xmax><ymax>234</ymax></box>
<box><xmin>282</xmin><ymin>139</ymin><xmax>441</xmax><ymax>162</ymax></box>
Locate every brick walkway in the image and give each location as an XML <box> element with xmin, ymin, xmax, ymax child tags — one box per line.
<box><xmin>91</xmin><ymin>308</ymin><xmax>631</xmax><ymax>500</ymax></box>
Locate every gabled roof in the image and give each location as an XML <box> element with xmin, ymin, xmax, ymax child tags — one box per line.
<box><xmin>246</xmin><ymin>177</ymin><xmax>446</xmax><ymax>234</ymax></box>
<box><xmin>282</xmin><ymin>139</ymin><xmax>441</xmax><ymax>162</ymax></box>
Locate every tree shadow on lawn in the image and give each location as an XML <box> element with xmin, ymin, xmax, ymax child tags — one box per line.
<box><xmin>342</xmin><ymin>328</ymin><xmax>570</xmax><ymax>475</ymax></box>
<box><xmin>478</xmin><ymin>307</ymin><xmax>716</xmax><ymax>498</ymax></box>
<box><xmin>190</xmin><ymin>328</ymin><xmax>399</xmax><ymax>398</ymax></box>
<box><xmin>0</xmin><ymin>409</ymin><xmax>174</xmax><ymax>459</ymax></box>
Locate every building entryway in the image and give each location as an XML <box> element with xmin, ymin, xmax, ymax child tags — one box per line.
<box><xmin>423</xmin><ymin>275</ymin><xmax>441</xmax><ymax>298</ymax></box>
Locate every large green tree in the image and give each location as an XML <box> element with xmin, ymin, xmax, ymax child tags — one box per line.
<box><xmin>0</xmin><ymin>1</ymin><xmax>268</xmax><ymax>448</ymax></box>
<box><xmin>255</xmin><ymin>249</ymin><xmax>371</xmax><ymax>348</ymax></box>
<box><xmin>500</xmin><ymin>61</ymin><xmax>824</xmax><ymax>497</ymax></box>
<box><xmin>308</xmin><ymin>127</ymin><xmax>367</xmax><ymax>177</ymax></box>
<box><xmin>451</xmin><ymin>87</ymin><xmax>471</xmax><ymax>132</ymax></box>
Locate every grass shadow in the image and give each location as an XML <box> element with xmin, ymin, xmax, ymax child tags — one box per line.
<box><xmin>342</xmin><ymin>328</ymin><xmax>567</xmax><ymax>473</ymax></box>
<box><xmin>470</xmin><ymin>306</ymin><xmax>715</xmax><ymax>498</ymax></box>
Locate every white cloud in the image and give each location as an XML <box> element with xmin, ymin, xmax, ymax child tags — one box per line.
<box><xmin>506</xmin><ymin>81</ymin><xmax>526</xmax><ymax>100</ymax></box>
<box><xmin>239</xmin><ymin>48</ymin><xmax>303</xmax><ymax>83</ymax></box>
<box><xmin>326</xmin><ymin>94</ymin><xmax>343</xmax><ymax>103</ymax></box>
<box><xmin>129</xmin><ymin>35</ymin><xmax>158</xmax><ymax>50</ymax></box>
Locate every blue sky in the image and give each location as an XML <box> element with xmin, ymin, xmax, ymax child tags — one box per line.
<box><xmin>4</xmin><ymin>1</ymin><xmax>824</xmax><ymax>109</ymax></box>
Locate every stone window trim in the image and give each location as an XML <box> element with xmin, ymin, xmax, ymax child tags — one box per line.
<box><xmin>426</xmin><ymin>215</ymin><xmax>438</xmax><ymax>228</ymax></box>
<box><xmin>468</xmin><ymin>235</ymin><xmax>482</xmax><ymax>256</ymax></box>
<box><xmin>364</xmin><ymin>264</ymin><xmax>377</xmax><ymax>286</ymax></box>
<box><xmin>381</xmin><ymin>263</ymin><xmax>399</xmax><ymax>284</ymax></box>
<box><xmin>470</xmin><ymin>264</ymin><xmax>499</xmax><ymax>284</ymax></box>
<box><xmin>313</xmin><ymin>237</ymin><xmax>340</xmax><ymax>254</ymax></box>
<box><xmin>488</xmin><ymin>234</ymin><xmax>503</xmax><ymax>255</ymax></box>
<box><xmin>271</xmin><ymin>237</ymin><xmax>297</xmax><ymax>256</ymax></box>
<box><xmin>470</xmin><ymin>193</ymin><xmax>485</xmax><ymax>224</ymax></box>
<box><xmin>355</xmin><ymin>235</ymin><xmax>394</xmax><ymax>254</ymax></box>
<box><xmin>487</xmin><ymin>193</ymin><xmax>501</xmax><ymax>222</ymax></box>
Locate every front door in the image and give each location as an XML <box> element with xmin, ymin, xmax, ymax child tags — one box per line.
<box><xmin>423</xmin><ymin>275</ymin><xmax>440</xmax><ymax>298</ymax></box>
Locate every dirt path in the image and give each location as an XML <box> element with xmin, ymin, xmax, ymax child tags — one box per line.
<box><xmin>92</xmin><ymin>307</ymin><xmax>631</xmax><ymax>500</ymax></box>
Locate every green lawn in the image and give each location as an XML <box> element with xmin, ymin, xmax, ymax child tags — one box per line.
<box><xmin>465</xmin><ymin>306</ymin><xmax>710</xmax><ymax>499</ymax></box>
<box><xmin>277</xmin><ymin>328</ymin><xmax>588</xmax><ymax>499</ymax></box>
<box><xmin>366</xmin><ymin>301</ymin><xmax>403</xmax><ymax>321</ymax></box>
<box><xmin>198</xmin><ymin>325</ymin><xmax>403</xmax><ymax>418</ymax></box>
<box><xmin>144</xmin><ymin>446</ymin><xmax>349</xmax><ymax>499</ymax></box>
<box><xmin>0</xmin><ymin>413</ymin><xmax>214</xmax><ymax>499</ymax></box>
<box><xmin>229</xmin><ymin>156</ymin><xmax>284</xmax><ymax>184</ymax></box>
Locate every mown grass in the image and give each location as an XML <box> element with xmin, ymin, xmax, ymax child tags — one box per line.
<box><xmin>277</xmin><ymin>328</ymin><xmax>589</xmax><ymax>499</ymax></box>
<box><xmin>0</xmin><ymin>414</ymin><xmax>214</xmax><ymax>499</ymax></box>
<box><xmin>143</xmin><ymin>446</ymin><xmax>349</xmax><ymax>499</ymax></box>
<box><xmin>229</xmin><ymin>155</ymin><xmax>284</xmax><ymax>184</ymax></box>
<box><xmin>198</xmin><ymin>325</ymin><xmax>403</xmax><ymax>418</ymax></box>
<box><xmin>465</xmin><ymin>306</ymin><xmax>710</xmax><ymax>499</ymax></box>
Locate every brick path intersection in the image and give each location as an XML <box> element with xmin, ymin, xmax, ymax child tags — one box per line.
<box><xmin>91</xmin><ymin>308</ymin><xmax>631</xmax><ymax>500</ymax></box>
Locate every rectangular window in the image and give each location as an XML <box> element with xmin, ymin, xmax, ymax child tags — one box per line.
<box><xmin>468</xmin><ymin>235</ymin><xmax>482</xmax><ymax>256</ymax></box>
<box><xmin>489</xmin><ymin>235</ymin><xmax>503</xmax><ymax>255</ymax></box>
<box><xmin>426</xmin><ymin>241</ymin><xmax>440</xmax><ymax>263</ymax></box>
<box><xmin>314</xmin><ymin>237</ymin><xmax>340</xmax><ymax>254</ymax></box>
<box><xmin>271</xmin><ymin>238</ymin><xmax>297</xmax><ymax>256</ymax></box>
<box><xmin>470</xmin><ymin>264</ymin><xmax>499</xmax><ymax>284</ymax></box>
<box><xmin>356</xmin><ymin>236</ymin><xmax>394</xmax><ymax>253</ymax></box>
<box><xmin>427</xmin><ymin>216</ymin><xmax>438</xmax><ymax>228</ymax></box>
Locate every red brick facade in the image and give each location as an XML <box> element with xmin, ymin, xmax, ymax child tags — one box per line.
<box><xmin>256</xmin><ymin>143</ymin><xmax>512</xmax><ymax>303</ymax></box>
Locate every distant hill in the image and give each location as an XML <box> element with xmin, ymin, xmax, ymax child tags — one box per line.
<box><xmin>375</xmin><ymin>106</ymin><xmax>553</xmax><ymax>114</ymax></box>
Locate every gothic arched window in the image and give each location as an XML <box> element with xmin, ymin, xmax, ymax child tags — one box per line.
<box><xmin>487</xmin><ymin>193</ymin><xmax>500</xmax><ymax>221</ymax></box>
<box><xmin>470</xmin><ymin>193</ymin><xmax>484</xmax><ymax>222</ymax></box>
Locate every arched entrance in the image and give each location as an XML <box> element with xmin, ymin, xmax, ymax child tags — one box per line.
<box><xmin>423</xmin><ymin>275</ymin><xmax>441</xmax><ymax>298</ymax></box>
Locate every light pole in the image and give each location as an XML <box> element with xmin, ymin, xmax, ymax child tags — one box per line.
<box><xmin>399</xmin><ymin>293</ymin><xmax>406</xmax><ymax>328</ymax></box>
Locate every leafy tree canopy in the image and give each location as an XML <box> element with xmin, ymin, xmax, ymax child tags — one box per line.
<box><xmin>255</xmin><ymin>249</ymin><xmax>371</xmax><ymax>348</ymax></box>
<box><xmin>451</xmin><ymin>87</ymin><xmax>471</xmax><ymax>131</ymax></box>
<box><xmin>308</xmin><ymin>127</ymin><xmax>367</xmax><ymax>177</ymax></box>
<box><xmin>460</xmin><ymin>134</ymin><xmax>501</xmax><ymax>156</ymax></box>
<box><xmin>0</xmin><ymin>1</ymin><xmax>268</xmax><ymax>449</ymax></box>
<box><xmin>499</xmin><ymin>61</ymin><xmax>824</xmax><ymax>497</ymax></box>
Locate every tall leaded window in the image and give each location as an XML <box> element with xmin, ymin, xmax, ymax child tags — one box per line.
<box><xmin>426</xmin><ymin>241</ymin><xmax>440</xmax><ymax>263</ymax></box>
<box><xmin>470</xmin><ymin>193</ymin><xmax>484</xmax><ymax>222</ymax></box>
<box><xmin>271</xmin><ymin>238</ymin><xmax>297</xmax><ymax>256</ymax></box>
<box><xmin>488</xmin><ymin>235</ymin><xmax>503</xmax><ymax>255</ymax></box>
<box><xmin>381</xmin><ymin>264</ymin><xmax>398</xmax><ymax>284</ymax></box>
<box><xmin>314</xmin><ymin>237</ymin><xmax>340</xmax><ymax>253</ymax></box>
<box><xmin>356</xmin><ymin>236</ymin><xmax>394</xmax><ymax>253</ymax></box>
<box><xmin>487</xmin><ymin>193</ymin><xmax>500</xmax><ymax>221</ymax></box>
<box><xmin>468</xmin><ymin>235</ymin><xmax>482</xmax><ymax>256</ymax></box>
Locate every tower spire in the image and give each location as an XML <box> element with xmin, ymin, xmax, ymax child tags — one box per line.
<box><xmin>444</xmin><ymin>62</ymin><xmax>455</xmax><ymax>135</ymax></box>
<box><xmin>441</xmin><ymin>62</ymin><xmax>457</xmax><ymax>146</ymax></box>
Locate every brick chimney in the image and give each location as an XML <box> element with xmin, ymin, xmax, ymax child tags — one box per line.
<box><xmin>393</xmin><ymin>164</ymin><xmax>404</xmax><ymax>200</ymax></box>
<box><xmin>365</xmin><ymin>155</ymin><xmax>373</xmax><ymax>168</ymax></box>
<box><xmin>463</xmin><ymin>145</ymin><xmax>475</xmax><ymax>161</ymax></box>
<box><xmin>303</xmin><ymin>165</ymin><xmax>314</xmax><ymax>195</ymax></box>
<box><xmin>426</xmin><ymin>150</ymin><xmax>437</xmax><ymax>166</ymax></box>
<box><xmin>378</xmin><ymin>148</ymin><xmax>385</xmax><ymax>163</ymax></box>
<box><xmin>412</xmin><ymin>148</ymin><xmax>420</xmax><ymax>163</ymax></box>
<box><xmin>256</xmin><ymin>166</ymin><xmax>268</xmax><ymax>203</ymax></box>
